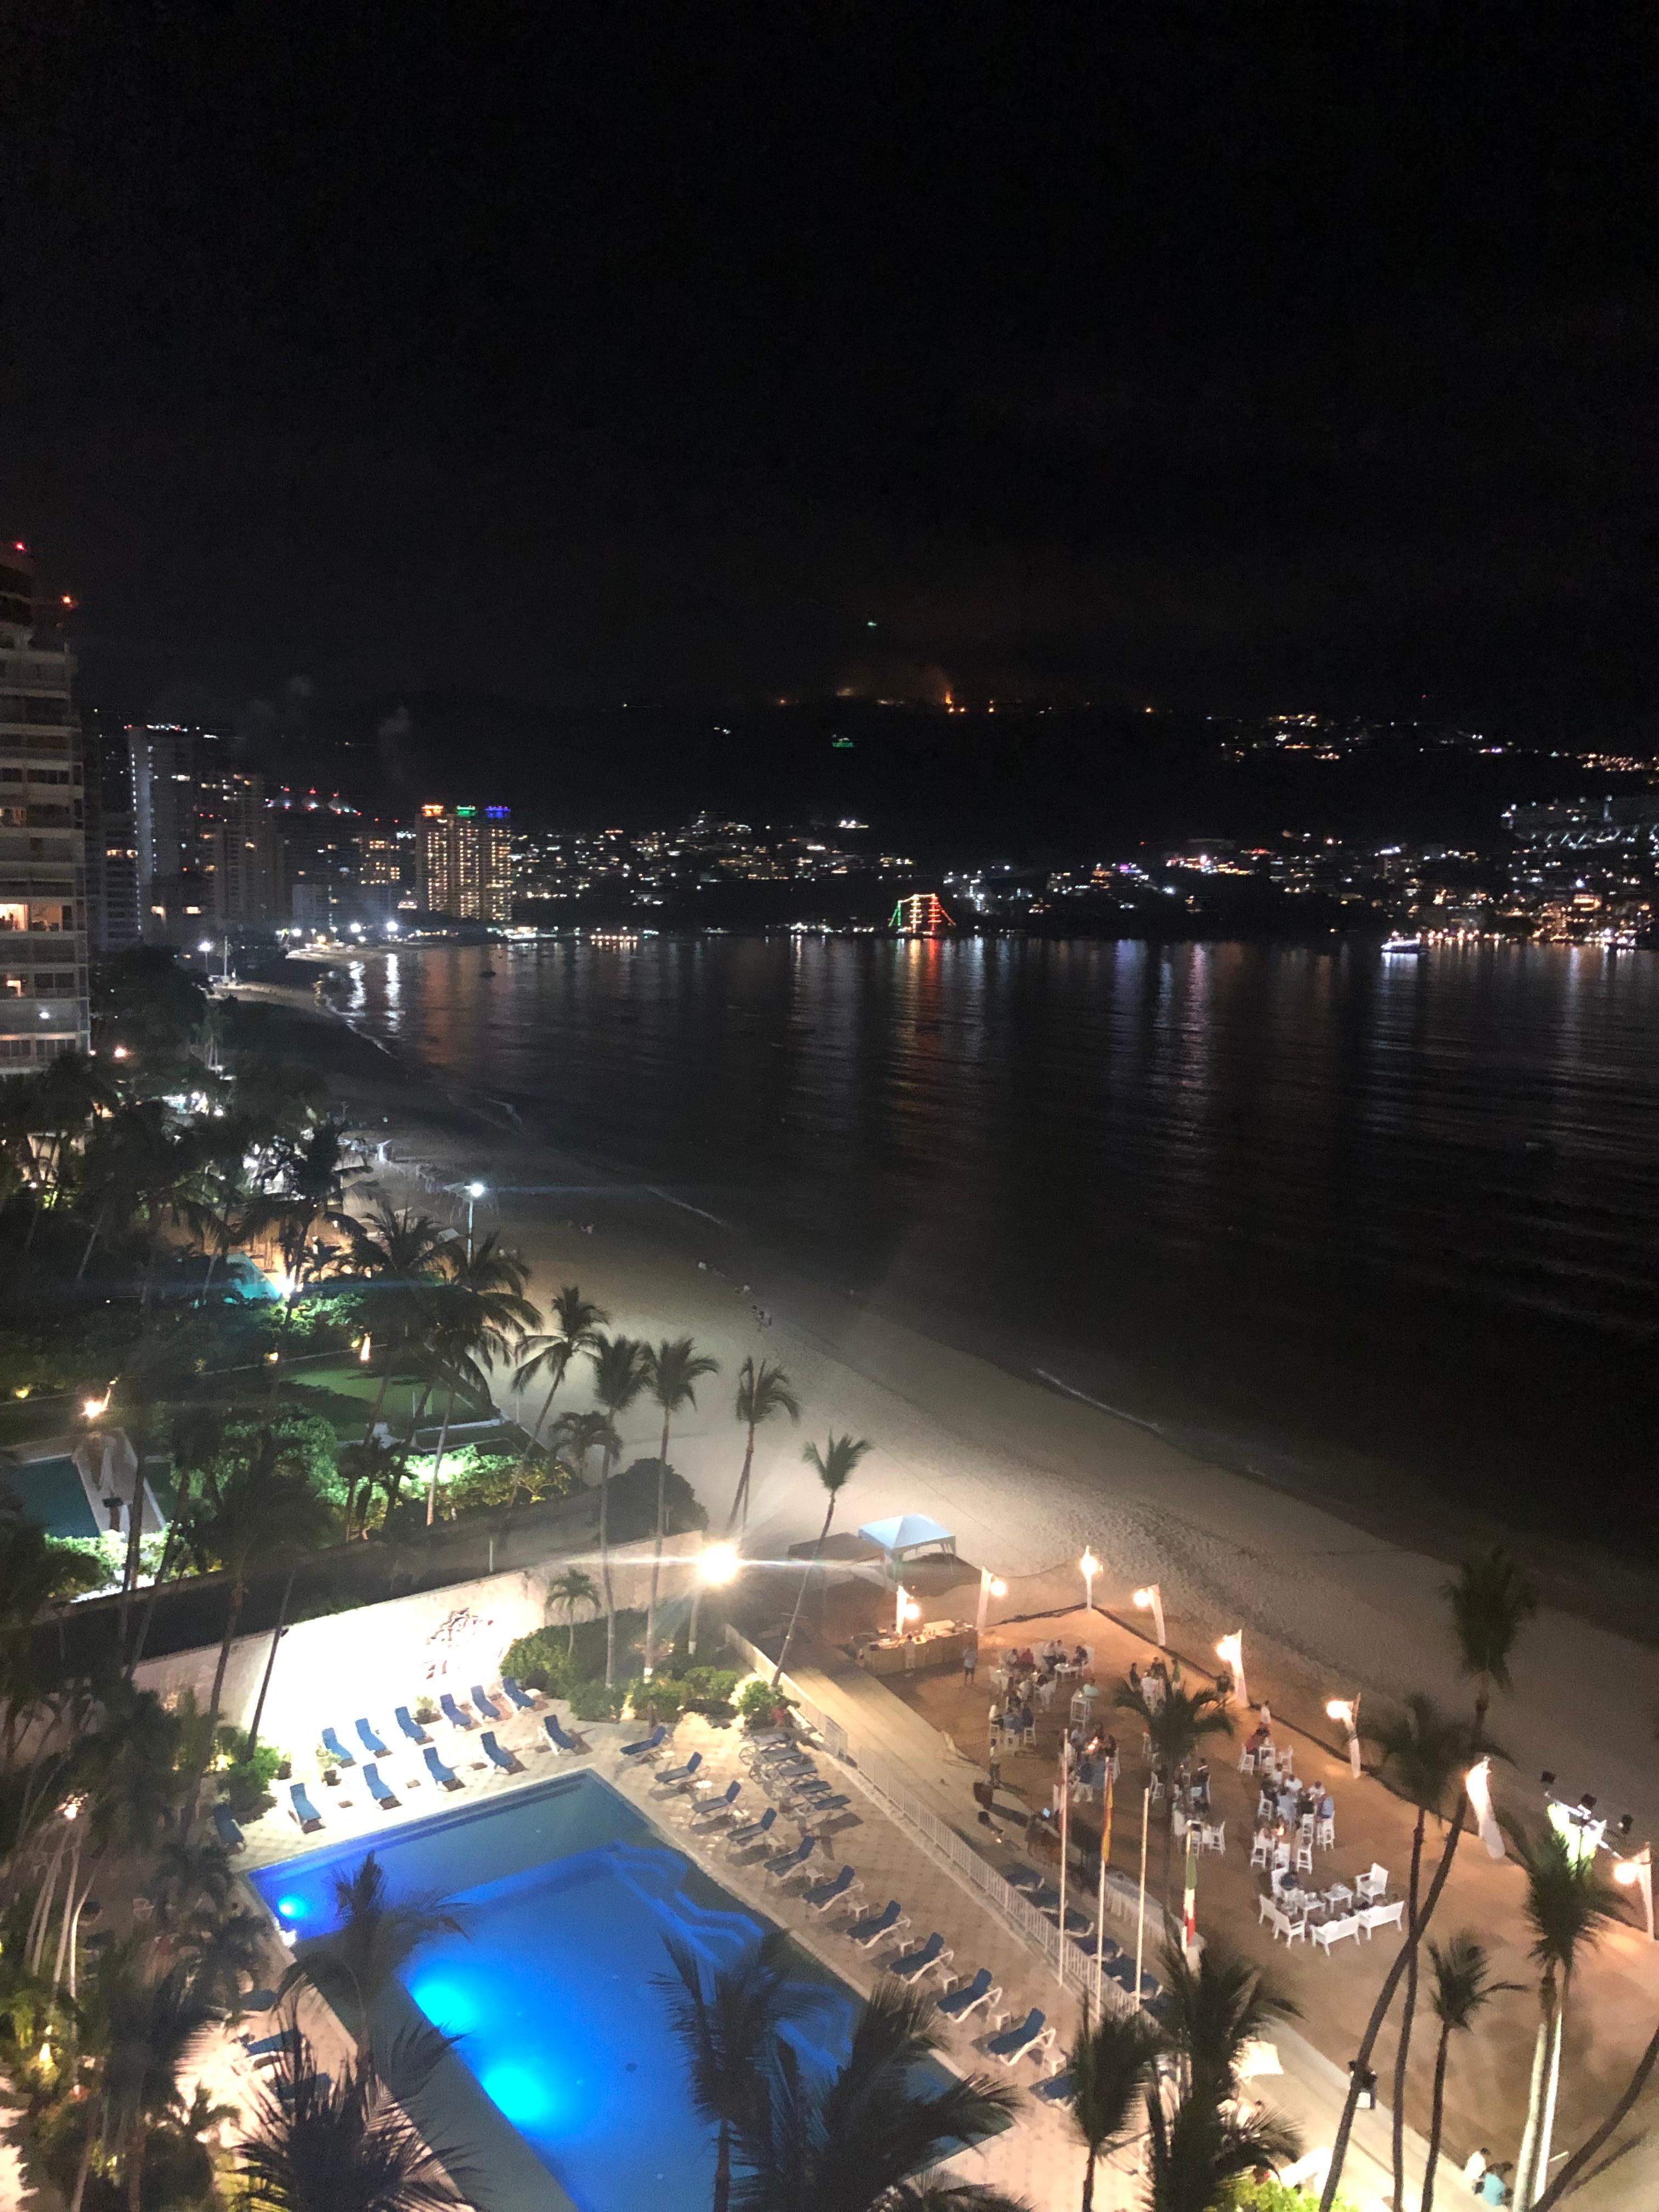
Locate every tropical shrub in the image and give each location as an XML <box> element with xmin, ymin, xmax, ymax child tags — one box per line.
<box><xmin>626</xmin><ymin>1675</ymin><xmax>685</xmax><ymax>1723</ymax></box>
<box><xmin>737</xmin><ymin>1678</ymin><xmax>794</xmax><ymax>1730</ymax></box>
<box><xmin>1221</xmin><ymin>2181</ymin><xmax>1359</xmax><ymax>2212</ymax></box>
<box><xmin>568</xmin><ymin>1678</ymin><xmax>626</xmax><ymax>1723</ymax></box>
<box><xmin>213</xmin><ymin>1728</ymin><xmax>283</xmax><ymax>1820</ymax></box>
<box><xmin>676</xmin><ymin>1664</ymin><xmax>740</xmax><ymax>1713</ymax></box>
<box><xmin>501</xmin><ymin>1630</ymin><xmax>573</xmax><ymax>1699</ymax></box>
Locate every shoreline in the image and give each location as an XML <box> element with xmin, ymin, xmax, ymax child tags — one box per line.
<box><xmin>240</xmin><ymin>975</ymin><xmax>1659</xmax><ymax>1829</ymax></box>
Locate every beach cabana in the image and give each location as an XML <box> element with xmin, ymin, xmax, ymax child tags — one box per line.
<box><xmin>856</xmin><ymin>1513</ymin><xmax>957</xmax><ymax>1579</ymax></box>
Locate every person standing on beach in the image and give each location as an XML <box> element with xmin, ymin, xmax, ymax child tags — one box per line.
<box><xmin>962</xmin><ymin>1640</ymin><xmax>977</xmax><ymax>1685</ymax></box>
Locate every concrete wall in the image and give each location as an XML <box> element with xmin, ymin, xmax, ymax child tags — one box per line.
<box><xmin>132</xmin><ymin>1533</ymin><xmax>703</xmax><ymax>1760</ymax></box>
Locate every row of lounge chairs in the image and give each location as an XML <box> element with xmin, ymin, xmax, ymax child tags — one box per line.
<box><xmin>273</xmin><ymin>1679</ymin><xmax>560</xmax><ymax>1836</ymax></box>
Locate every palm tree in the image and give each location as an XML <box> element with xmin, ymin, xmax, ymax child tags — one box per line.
<box><xmin>1157</xmin><ymin>1935</ymin><xmax>1298</xmax><ymax>2102</ymax></box>
<box><xmin>1421</xmin><ymin>1936</ymin><xmax>1520</xmax><ymax>2212</ymax></box>
<box><xmin>174</xmin><ymin>1432</ymin><xmax>336</xmax><ymax>1809</ymax></box>
<box><xmin>1366</xmin><ymin>1693</ymin><xmax>1483</xmax><ymax>2210</ymax></box>
<box><xmin>334</xmin><ymin>1201</ymin><xmax>455</xmax><ymax>1442</ymax></box>
<box><xmin>728</xmin><ymin>1357</ymin><xmax>801</xmax><ymax>1537</ymax></box>
<box><xmin>641</xmin><ymin>1336</ymin><xmax>721</xmax><ymax>1672</ymax></box>
<box><xmin>512</xmin><ymin>1283</ymin><xmax>610</xmax><ymax>1442</ymax></box>
<box><xmin>1114</xmin><ymin>1666</ymin><xmax>1234</xmax><ymax>1911</ymax></box>
<box><xmin>1530</xmin><ymin>2018</ymin><xmax>1659</xmax><ymax>2211</ymax></box>
<box><xmin>586</xmin><ymin>1333</ymin><xmax>650</xmax><ymax>1687</ymax></box>
<box><xmin>239</xmin><ymin>2029</ymin><xmax>469</xmax><ymax>2210</ymax></box>
<box><xmin>242</xmin><ymin>1119</ymin><xmax>363</xmax><ymax>1295</ymax></box>
<box><xmin>1506</xmin><ymin>1815</ymin><xmax>1625</xmax><ymax>2208</ymax></box>
<box><xmin>421</xmin><ymin>1233</ymin><xmax>540</xmax><ymax>1523</ymax></box>
<box><xmin>547</xmin><ymin>1565</ymin><xmax>599</xmax><ymax>1657</ymax></box>
<box><xmin>731</xmin><ymin>1976</ymin><xmax>1020</xmax><ymax>2212</ymax></box>
<box><xmin>1443</xmin><ymin>1546</ymin><xmax>1538</xmax><ymax>1737</ymax></box>
<box><xmin>276</xmin><ymin>1852</ymin><xmax>466</xmax><ymax>2067</ymax></box>
<box><xmin>772</xmin><ymin>1432</ymin><xmax>872</xmax><ymax>1685</ymax></box>
<box><xmin>1143</xmin><ymin>2075</ymin><xmax>1300</xmax><ymax>2212</ymax></box>
<box><xmin>100</xmin><ymin>1956</ymin><xmax>217</xmax><ymax>2212</ymax></box>
<box><xmin>1062</xmin><ymin>2000</ymin><xmax>1156</xmax><ymax>2212</ymax></box>
<box><xmin>1319</xmin><ymin>1791</ymin><xmax>1470</xmax><ymax>2212</ymax></box>
<box><xmin>656</xmin><ymin>1927</ymin><xmax>814</xmax><ymax>2212</ymax></box>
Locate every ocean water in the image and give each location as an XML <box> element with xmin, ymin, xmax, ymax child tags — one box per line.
<box><xmin>335</xmin><ymin>936</ymin><xmax>1659</xmax><ymax>1532</ymax></box>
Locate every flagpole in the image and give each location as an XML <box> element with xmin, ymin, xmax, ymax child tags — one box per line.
<box><xmin>1057</xmin><ymin>1740</ymin><xmax>1070</xmax><ymax>1988</ymax></box>
<box><xmin>1134</xmin><ymin>1779</ymin><xmax>1150</xmax><ymax>2008</ymax></box>
<box><xmin>1095</xmin><ymin>1763</ymin><xmax>1114</xmax><ymax>2008</ymax></box>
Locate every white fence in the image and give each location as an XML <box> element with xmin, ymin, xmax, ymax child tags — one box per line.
<box><xmin>725</xmin><ymin>1627</ymin><xmax>1164</xmax><ymax>2018</ymax></box>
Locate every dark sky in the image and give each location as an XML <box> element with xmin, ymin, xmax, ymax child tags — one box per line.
<box><xmin>3</xmin><ymin>5</ymin><xmax>1657</xmax><ymax>739</ymax></box>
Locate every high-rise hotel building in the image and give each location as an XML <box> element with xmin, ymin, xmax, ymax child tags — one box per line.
<box><xmin>0</xmin><ymin>545</ymin><xmax>89</xmax><ymax>1070</ymax></box>
<box><xmin>417</xmin><ymin>804</ymin><xmax>512</xmax><ymax>922</ymax></box>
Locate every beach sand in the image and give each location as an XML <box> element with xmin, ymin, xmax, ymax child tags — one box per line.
<box><xmin>246</xmin><ymin>977</ymin><xmax>1659</xmax><ymax>1841</ymax></box>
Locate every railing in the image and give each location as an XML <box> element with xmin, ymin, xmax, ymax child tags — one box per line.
<box><xmin>725</xmin><ymin>1624</ymin><xmax>1156</xmax><ymax>2017</ymax></box>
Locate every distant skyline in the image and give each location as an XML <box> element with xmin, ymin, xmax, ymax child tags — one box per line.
<box><xmin>4</xmin><ymin>12</ymin><xmax>1657</xmax><ymax>755</ymax></box>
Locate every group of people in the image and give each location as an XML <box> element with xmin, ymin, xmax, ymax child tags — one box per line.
<box><xmin>1259</xmin><ymin>1775</ymin><xmax>1336</xmax><ymax>1833</ymax></box>
<box><xmin>1126</xmin><ymin>1655</ymin><xmax>1175</xmax><ymax>1711</ymax></box>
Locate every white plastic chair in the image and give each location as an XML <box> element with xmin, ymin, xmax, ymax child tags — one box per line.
<box><xmin>1249</xmin><ymin>1830</ymin><xmax>1271</xmax><ymax>1870</ymax></box>
<box><xmin>1271</xmin><ymin>1906</ymin><xmax>1306</xmax><ymax>1948</ymax></box>
<box><xmin>1201</xmin><ymin>1821</ymin><xmax>1226</xmax><ymax>1855</ymax></box>
<box><xmin>1360</xmin><ymin>1899</ymin><xmax>1405</xmax><ymax>1939</ymax></box>
<box><xmin>1312</xmin><ymin>1913</ymin><xmax>1361</xmax><ymax>1956</ymax></box>
<box><xmin>1257</xmin><ymin>1890</ymin><xmax>1278</xmax><ymax>1925</ymax></box>
<box><xmin>1356</xmin><ymin>1863</ymin><xmax>1388</xmax><ymax>1905</ymax></box>
<box><xmin>1295</xmin><ymin>1838</ymin><xmax>1314</xmax><ymax>1876</ymax></box>
<box><xmin>1272</xmin><ymin>1841</ymin><xmax>1290</xmax><ymax>1874</ymax></box>
<box><xmin>1316</xmin><ymin>1815</ymin><xmax>1335</xmax><ymax>1851</ymax></box>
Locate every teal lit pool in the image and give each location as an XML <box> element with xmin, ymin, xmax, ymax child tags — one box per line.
<box><xmin>249</xmin><ymin>1771</ymin><xmax>923</xmax><ymax>2212</ymax></box>
<box><xmin>5</xmin><ymin>1455</ymin><xmax>99</xmax><ymax>1541</ymax></box>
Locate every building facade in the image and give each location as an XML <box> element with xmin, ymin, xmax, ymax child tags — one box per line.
<box><xmin>129</xmin><ymin>726</ymin><xmax>282</xmax><ymax>939</ymax></box>
<box><xmin>417</xmin><ymin>804</ymin><xmax>512</xmax><ymax>922</ymax></box>
<box><xmin>0</xmin><ymin>545</ymin><xmax>90</xmax><ymax>1070</ymax></box>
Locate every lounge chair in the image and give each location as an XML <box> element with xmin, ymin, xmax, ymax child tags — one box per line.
<box><xmin>470</xmin><ymin>1684</ymin><xmax>502</xmax><ymax>1722</ymax></box>
<box><xmin>424</xmin><ymin>1745</ymin><xmax>463</xmax><ymax>1792</ymax></box>
<box><xmin>656</xmin><ymin>1751</ymin><xmax>703</xmax><ymax>1789</ymax></box>
<box><xmin>687</xmin><ymin>1780</ymin><xmax>740</xmax><ymax>1825</ymax></box>
<box><xmin>289</xmin><ymin>1784</ymin><xmax>324</xmax><ymax>1833</ymax></box>
<box><xmin>726</xmin><ymin>1807</ymin><xmax>777</xmax><ymax>1853</ymax></box>
<box><xmin>242</xmin><ymin>2029</ymin><xmax>298</xmax><ymax>2060</ymax></box>
<box><xmin>363</xmin><ymin>1763</ymin><xmax>399</xmax><ymax>1810</ymax></box>
<box><xmin>544</xmin><ymin>1714</ymin><xmax>587</xmax><ymax>1755</ymax></box>
<box><xmin>440</xmin><ymin>1693</ymin><xmax>475</xmax><ymax>1730</ymax></box>
<box><xmin>799</xmin><ymin>1793</ymin><xmax>851</xmax><ymax>1820</ymax></box>
<box><xmin>501</xmin><ymin>1676</ymin><xmax>537</xmax><ymax>1711</ymax></box>
<box><xmin>620</xmin><ymin>1724</ymin><xmax>668</xmax><ymax>1761</ymax></box>
<box><xmin>936</xmin><ymin>1968</ymin><xmax>998</xmax><ymax>2022</ymax></box>
<box><xmin>355</xmin><ymin>1718</ymin><xmax>390</xmax><ymax>1757</ymax></box>
<box><xmin>320</xmin><ymin>1728</ymin><xmax>356</xmax><ymax>1768</ymax></box>
<box><xmin>396</xmin><ymin>1706</ymin><xmax>431</xmax><ymax>1746</ymax></box>
<box><xmin>986</xmin><ymin>2008</ymin><xmax>1052</xmax><ymax>2066</ymax></box>
<box><xmin>212</xmin><ymin>1803</ymin><xmax>245</xmax><ymax>1852</ymax></box>
<box><xmin>847</xmin><ymin>1900</ymin><xmax>907</xmax><ymax>1949</ymax></box>
<box><xmin>804</xmin><ymin>1865</ymin><xmax>861</xmax><ymax>1914</ymax></box>
<box><xmin>1002</xmin><ymin>1863</ymin><xmax>1044</xmax><ymax>1892</ymax></box>
<box><xmin>890</xmin><ymin>1933</ymin><xmax>951</xmax><ymax>1984</ymax></box>
<box><xmin>784</xmin><ymin>1774</ymin><xmax>833</xmax><ymax>1800</ymax></box>
<box><xmin>764</xmin><ymin>1835</ymin><xmax>817</xmax><ymax>1884</ymax></box>
<box><xmin>481</xmin><ymin>1730</ymin><xmax>523</xmax><ymax>1775</ymax></box>
<box><xmin>1034</xmin><ymin>2066</ymin><xmax>1076</xmax><ymax>2105</ymax></box>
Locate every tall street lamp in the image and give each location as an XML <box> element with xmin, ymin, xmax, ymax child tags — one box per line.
<box><xmin>975</xmin><ymin>1566</ymin><xmax>1007</xmax><ymax>1639</ymax></box>
<box><xmin>1079</xmin><ymin>1549</ymin><xmax>1099</xmax><ymax>1612</ymax></box>
<box><xmin>465</xmin><ymin>1181</ymin><xmax>486</xmax><ymax>1261</ymax></box>
<box><xmin>688</xmin><ymin>1538</ymin><xmax>739</xmax><ymax>1658</ymax></box>
<box><xmin>1132</xmin><ymin>1582</ymin><xmax>1165</xmax><ymax>1647</ymax></box>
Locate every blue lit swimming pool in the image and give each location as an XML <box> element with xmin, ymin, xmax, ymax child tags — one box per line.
<box><xmin>249</xmin><ymin>1771</ymin><xmax>917</xmax><ymax>2212</ymax></box>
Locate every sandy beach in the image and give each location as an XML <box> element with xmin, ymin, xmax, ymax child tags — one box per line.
<box><xmin>239</xmin><ymin>967</ymin><xmax>1659</xmax><ymax>1848</ymax></box>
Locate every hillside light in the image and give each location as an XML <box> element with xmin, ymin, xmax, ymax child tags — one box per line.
<box><xmin>1079</xmin><ymin>1549</ymin><xmax>1099</xmax><ymax>1610</ymax></box>
<box><xmin>1132</xmin><ymin>1582</ymin><xmax>1165</xmax><ymax>1646</ymax></box>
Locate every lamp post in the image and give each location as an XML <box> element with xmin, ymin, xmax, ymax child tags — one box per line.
<box><xmin>1215</xmin><ymin>1630</ymin><xmax>1246</xmax><ymax>1711</ymax></box>
<box><xmin>975</xmin><ymin>1566</ymin><xmax>1007</xmax><ymax>1639</ymax></box>
<box><xmin>1079</xmin><ymin>1549</ymin><xmax>1099</xmax><ymax>1612</ymax></box>
<box><xmin>688</xmin><ymin>1538</ymin><xmax>738</xmax><ymax>1658</ymax></box>
<box><xmin>1132</xmin><ymin>1582</ymin><xmax>1165</xmax><ymax>1647</ymax></box>
<box><xmin>1615</xmin><ymin>1844</ymin><xmax>1655</xmax><ymax>1942</ymax></box>
<box><xmin>465</xmin><ymin>1181</ymin><xmax>486</xmax><ymax>1262</ymax></box>
<box><xmin>895</xmin><ymin>1583</ymin><xmax>921</xmax><ymax>1637</ymax></box>
<box><xmin>1326</xmin><ymin>1696</ymin><xmax>1363</xmax><ymax>1779</ymax></box>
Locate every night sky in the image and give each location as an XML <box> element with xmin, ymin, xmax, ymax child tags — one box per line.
<box><xmin>3</xmin><ymin>7</ymin><xmax>1657</xmax><ymax>749</ymax></box>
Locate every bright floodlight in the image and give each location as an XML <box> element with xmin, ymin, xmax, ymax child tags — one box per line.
<box><xmin>698</xmin><ymin>1541</ymin><xmax>740</xmax><ymax>1587</ymax></box>
<box><xmin>989</xmin><ymin>1576</ymin><xmax>1007</xmax><ymax>1598</ymax></box>
<box><xmin>467</xmin><ymin>1181</ymin><xmax>486</xmax><ymax>1198</ymax></box>
<box><xmin>1080</xmin><ymin>1549</ymin><xmax>1099</xmax><ymax>1579</ymax></box>
<box><xmin>1133</xmin><ymin>1587</ymin><xmax>1154</xmax><ymax>1608</ymax></box>
<box><xmin>197</xmin><ymin>939</ymin><xmax>213</xmax><ymax>953</ymax></box>
<box><xmin>1616</xmin><ymin>1859</ymin><xmax>1642</xmax><ymax>1886</ymax></box>
<box><xmin>81</xmin><ymin>1395</ymin><xmax>108</xmax><ymax>1420</ymax></box>
<box><xmin>1327</xmin><ymin>1698</ymin><xmax>1355</xmax><ymax>1725</ymax></box>
<box><xmin>901</xmin><ymin>1598</ymin><xmax>921</xmax><ymax>1623</ymax></box>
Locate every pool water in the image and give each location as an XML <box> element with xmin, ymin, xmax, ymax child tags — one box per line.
<box><xmin>5</xmin><ymin>1455</ymin><xmax>99</xmax><ymax>1541</ymax></box>
<box><xmin>249</xmin><ymin>1770</ymin><xmax>928</xmax><ymax>2212</ymax></box>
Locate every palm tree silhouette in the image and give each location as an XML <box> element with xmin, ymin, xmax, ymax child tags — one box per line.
<box><xmin>641</xmin><ymin>1336</ymin><xmax>720</xmax><ymax>1671</ymax></box>
<box><xmin>1143</xmin><ymin>2069</ymin><xmax>1300</xmax><ymax>2212</ymax></box>
<box><xmin>731</xmin><ymin>1976</ymin><xmax>1022</xmax><ymax>2211</ymax></box>
<box><xmin>276</xmin><ymin>1852</ymin><xmax>467</xmax><ymax>2068</ymax></box>
<box><xmin>1420</xmin><ymin>1934</ymin><xmax>1520</xmax><ymax>2212</ymax></box>
<box><xmin>1060</xmin><ymin>1998</ymin><xmax>1157</xmax><ymax>2211</ymax></box>
<box><xmin>1157</xmin><ymin>1934</ymin><xmax>1299</xmax><ymax>2102</ymax></box>
<box><xmin>420</xmin><ymin>1232</ymin><xmax>539</xmax><ymax>1523</ymax></box>
<box><xmin>98</xmin><ymin>1955</ymin><xmax>217</xmax><ymax>2212</ymax></box>
<box><xmin>1443</xmin><ymin>1545</ymin><xmax>1537</xmax><ymax>1737</ymax></box>
<box><xmin>333</xmin><ymin>1200</ymin><xmax>455</xmax><ymax>1443</ymax></box>
<box><xmin>654</xmin><ymin>1926</ymin><xmax>812</xmax><ymax>2212</ymax></box>
<box><xmin>1113</xmin><ymin>1666</ymin><xmax>1234</xmax><ymax>1911</ymax></box>
<box><xmin>772</xmin><ymin>1431</ymin><xmax>871</xmax><ymax>1684</ymax></box>
<box><xmin>239</xmin><ymin>2024</ymin><xmax>470</xmax><ymax>2211</ymax></box>
<box><xmin>1366</xmin><ymin>1692</ymin><xmax>1483</xmax><ymax>2210</ymax></box>
<box><xmin>585</xmin><ymin>1333</ymin><xmax>650</xmax><ymax>1686</ymax></box>
<box><xmin>512</xmin><ymin>1283</ymin><xmax>610</xmax><ymax>1442</ymax></box>
<box><xmin>1506</xmin><ymin>1813</ymin><xmax>1625</xmax><ymax>2207</ymax></box>
<box><xmin>547</xmin><ymin>1564</ymin><xmax>599</xmax><ymax>1657</ymax></box>
<box><xmin>727</xmin><ymin>1357</ymin><xmax>801</xmax><ymax>1537</ymax></box>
